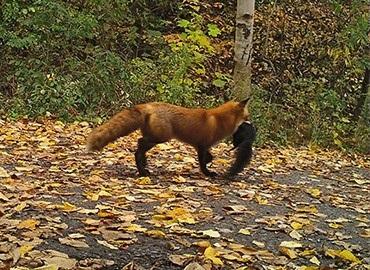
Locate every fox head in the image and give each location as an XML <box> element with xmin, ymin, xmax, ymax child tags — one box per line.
<box><xmin>229</xmin><ymin>97</ymin><xmax>250</xmax><ymax>126</ymax></box>
<box><xmin>238</xmin><ymin>98</ymin><xmax>250</xmax><ymax>121</ymax></box>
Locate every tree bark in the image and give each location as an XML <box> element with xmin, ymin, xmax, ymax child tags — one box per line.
<box><xmin>353</xmin><ymin>67</ymin><xmax>370</xmax><ymax>120</ymax></box>
<box><xmin>233</xmin><ymin>0</ymin><xmax>255</xmax><ymax>100</ymax></box>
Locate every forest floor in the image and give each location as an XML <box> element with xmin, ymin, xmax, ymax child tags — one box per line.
<box><xmin>0</xmin><ymin>120</ymin><xmax>369</xmax><ymax>270</ymax></box>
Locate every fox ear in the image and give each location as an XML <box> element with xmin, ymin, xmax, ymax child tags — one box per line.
<box><xmin>239</xmin><ymin>97</ymin><xmax>251</xmax><ymax>107</ymax></box>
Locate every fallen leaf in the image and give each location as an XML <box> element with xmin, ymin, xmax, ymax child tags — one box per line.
<box><xmin>34</xmin><ymin>265</ymin><xmax>59</xmax><ymax>270</ymax></box>
<box><xmin>309</xmin><ymin>256</ymin><xmax>320</xmax><ymax>265</ymax></box>
<box><xmin>98</xmin><ymin>189</ymin><xmax>112</xmax><ymax>197</ymax></box>
<box><xmin>279</xmin><ymin>241</ymin><xmax>303</xmax><ymax>248</ymax></box>
<box><xmin>0</xmin><ymin>167</ymin><xmax>10</xmax><ymax>178</ymax></box>
<box><xmin>289</xmin><ymin>230</ymin><xmax>303</xmax><ymax>240</ymax></box>
<box><xmin>252</xmin><ymin>240</ymin><xmax>265</xmax><ymax>248</ymax></box>
<box><xmin>306</xmin><ymin>188</ymin><xmax>321</xmax><ymax>198</ymax></box>
<box><xmin>17</xmin><ymin>219</ymin><xmax>40</xmax><ymax>230</ymax></box>
<box><xmin>168</xmin><ymin>254</ymin><xmax>191</xmax><ymax>266</ymax></box>
<box><xmin>200</xmin><ymin>229</ymin><xmax>220</xmax><ymax>238</ymax></box>
<box><xmin>146</xmin><ymin>230</ymin><xmax>166</xmax><ymax>238</ymax></box>
<box><xmin>0</xmin><ymin>191</ymin><xmax>9</xmax><ymax>201</ymax></box>
<box><xmin>183</xmin><ymin>262</ymin><xmax>205</xmax><ymax>270</ymax></box>
<box><xmin>135</xmin><ymin>176</ymin><xmax>152</xmax><ymax>185</ymax></box>
<box><xmin>14</xmin><ymin>202</ymin><xmax>27</xmax><ymax>212</ymax></box>
<box><xmin>291</xmin><ymin>221</ymin><xmax>303</xmax><ymax>230</ymax></box>
<box><xmin>204</xmin><ymin>246</ymin><xmax>223</xmax><ymax>266</ymax></box>
<box><xmin>58</xmin><ymin>237</ymin><xmax>89</xmax><ymax>248</ymax></box>
<box><xmin>44</xmin><ymin>256</ymin><xmax>77</xmax><ymax>269</ymax></box>
<box><xmin>338</xmin><ymin>249</ymin><xmax>361</xmax><ymax>263</ymax></box>
<box><xmin>360</xmin><ymin>228</ymin><xmax>370</xmax><ymax>238</ymax></box>
<box><xmin>238</xmin><ymin>228</ymin><xmax>251</xmax><ymax>235</ymax></box>
<box><xmin>57</xmin><ymin>202</ymin><xmax>79</xmax><ymax>212</ymax></box>
<box><xmin>97</xmin><ymin>240</ymin><xmax>119</xmax><ymax>250</ymax></box>
<box><xmin>279</xmin><ymin>247</ymin><xmax>297</xmax><ymax>259</ymax></box>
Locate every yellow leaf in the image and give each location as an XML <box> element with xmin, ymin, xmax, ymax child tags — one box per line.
<box><xmin>325</xmin><ymin>248</ymin><xmax>340</xmax><ymax>258</ymax></box>
<box><xmin>306</xmin><ymin>188</ymin><xmax>321</xmax><ymax>198</ymax></box>
<box><xmin>200</xmin><ymin>229</ymin><xmax>220</xmax><ymax>238</ymax></box>
<box><xmin>49</xmin><ymin>183</ymin><xmax>62</xmax><ymax>188</ymax></box>
<box><xmin>338</xmin><ymin>249</ymin><xmax>361</xmax><ymax>263</ymax></box>
<box><xmin>14</xmin><ymin>202</ymin><xmax>27</xmax><ymax>212</ymax></box>
<box><xmin>15</xmin><ymin>166</ymin><xmax>33</xmax><ymax>172</ymax></box>
<box><xmin>146</xmin><ymin>230</ymin><xmax>166</xmax><ymax>238</ymax></box>
<box><xmin>135</xmin><ymin>176</ymin><xmax>152</xmax><ymax>185</ymax></box>
<box><xmin>255</xmin><ymin>194</ymin><xmax>268</xmax><ymax>205</ymax></box>
<box><xmin>83</xmin><ymin>218</ymin><xmax>100</xmax><ymax>226</ymax></box>
<box><xmin>0</xmin><ymin>167</ymin><xmax>10</xmax><ymax>178</ymax></box>
<box><xmin>17</xmin><ymin>219</ymin><xmax>40</xmax><ymax>230</ymax></box>
<box><xmin>126</xmin><ymin>224</ymin><xmax>147</xmax><ymax>232</ymax></box>
<box><xmin>298</xmin><ymin>266</ymin><xmax>319</xmax><ymax>270</ymax></box>
<box><xmin>328</xmin><ymin>223</ymin><xmax>342</xmax><ymax>229</ymax></box>
<box><xmin>289</xmin><ymin>230</ymin><xmax>303</xmax><ymax>240</ymax></box>
<box><xmin>257</xmin><ymin>165</ymin><xmax>273</xmax><ymax>173</ymax></box>
<box><xmin>98</xmin><ymin>209</ymin><xmax>115</xmax><ymax>218</ymax></box>
<box><xmin>167</xmin><ymin>207</ymin><xmax>196</xmax><ymax>224</ymax></box>
<box><xmin>85</xmin><ymin>192</ymin><xmax>99</xmax><ymax>201</ymax></box>
<box><xmin>279</xmin><ymin>247</ymin><xmax>297</xmax><ymax>259</ymax></box>
<box><xmin>58</xmin><ymin>202</ymin><xmax>78</xmax><ymax>212</ymax></box>
<box><xmin>98</xmin><ymin>190</ymin><xmax>112</xmax><ymax>197</ymax></box>
<box><xmin>252</xmin><ymin>240</ymin><xmax>265</xmax><ymax>248</ymax></box>
<box><xmin>204</xmin><ymin>246</ymin><xmax>223</xmax><ymax>266</ymax></box>
<box><xmin>34</xmin><ymin>265</ymin><xmax>59</xmax><ymax>270</ymax></box>
<box><xmin>19</xmin><ymin>244</ymin><xmax>34</xmax><ymax>256</ymax></box>
<box><xmin>296</xmin><ymin>205</ymin><xmax>318</xmax><ymax>214</ymax></box>
<box><xmin>309</xmin><ymin>256</ymin><xmax>320</xmax><ymax>265</ymax></box>
<box><xmin>215</xmin><ymin>158</ymin><xmax>228</xmax><ymax>165</ymax></box>
<box><xmin>279</xmin><ymin>241</ymin><xmax>303</xmax><ymax>249</ymax></box>
<box><xmin>299</xmin><ymin>249</ymin><xmax>316</xmax><ymax>257</ymax></box>
<box><xmin>238</xmin><ymin>228</ymin><xmax>251</xmax><ymax>235</ymax></box>
<box><xmin>192</xmin><ymin>240</ymin><xmax>211</xmax><ymax>248</ymax></box>
<box><xmin>157</xmin><ymin>192</ymin><xmax>176</xmax><ymax>199</ymax></box>
<box><xmin>291</xmin><ymin>221</ymin><xmax>303</xmax><ymax>230</ymax></box>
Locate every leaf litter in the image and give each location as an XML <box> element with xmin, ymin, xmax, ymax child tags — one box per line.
<box><xmin>0</xmin><ymin>119</ymin><xmax>369</xmax><ymax>269</ymax></box>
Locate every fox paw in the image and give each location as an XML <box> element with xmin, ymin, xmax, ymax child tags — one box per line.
<box><xmin>138</xmin><ymin>169</ymin><xmax>150</xmax><ymax>176</ymax></box>
<box><xmin>204</xmin><ymin>171</ymin><xmax>217</xmax><ymax>178</ymax></box>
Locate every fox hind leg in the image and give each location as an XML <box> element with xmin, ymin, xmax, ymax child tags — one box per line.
<box><xmin>205</xmin><ymin>151</ymin><xmax>213</xmax><ymax>164</ymax></box>
<box><xmin>135</xmin><ymin>137</ymin><xmax>157</xmax><ymax>176</ymax></box>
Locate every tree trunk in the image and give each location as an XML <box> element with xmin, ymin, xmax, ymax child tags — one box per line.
<box><xmin>233</xmin><ymin>0</ymin><xmax>255</xmax><ymax>100</ymax></box>
<box><xmin>353</xmin><ymin>67</ymin><xmax>370</xmax><ymax>120</ymax></box>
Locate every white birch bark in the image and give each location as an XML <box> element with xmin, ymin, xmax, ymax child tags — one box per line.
<box><xmin>233</xmin><ymin>0</ymin><xmax>255</xmax><ymax>100</ymax></box>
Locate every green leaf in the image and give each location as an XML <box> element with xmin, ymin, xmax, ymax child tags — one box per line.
<box><xmin>212</xmin><ymin>79</ymin><xmax>226</xmax><ymax>88</ymax></box>
<box><xmin>207</xmin><ymin>24</ymin><xmax>221</xmax><ymax>37</ymax></box>
<box><xmin>178</xmin><ymin>19</ymin><xmax>190</xmax><ymax>29</ymax></box>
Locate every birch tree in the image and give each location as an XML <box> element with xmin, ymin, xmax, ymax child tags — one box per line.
<box><xmin>233</xmin><ymin>0</ymin><xmax>255</xmax><ymax>100</ymax></box>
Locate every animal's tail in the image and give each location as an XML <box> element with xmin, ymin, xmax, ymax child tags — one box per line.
<box><xmin>86</xmin><ymin>108</ymin><xmax>144</xmax><ymax>151</ymax></box>
<box><xmin>227</xmin><ymin>142</ymin><xmax>253</xmax><ymax>177</ymax></box>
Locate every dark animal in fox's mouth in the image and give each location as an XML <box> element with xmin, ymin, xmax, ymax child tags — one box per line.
<box><xmin>226</xmin><ymin>121</ymin><xmax>257</xmax><ymax>177</ymax></box>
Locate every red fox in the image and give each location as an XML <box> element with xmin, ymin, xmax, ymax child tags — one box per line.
<box><xmin>86</xmin><ymin>99</ymin><xmax>250</xmax><ymax>177</ymax></box>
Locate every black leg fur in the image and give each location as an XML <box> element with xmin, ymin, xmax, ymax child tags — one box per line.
<box><xmin>135</xmin><ymin>137</ymin><xmax>156</xmax><ymax>176</ymax></box>
<box><xmin>197</xmin><ymin>147</ymin><xmax>217</xmax><ymax>177</ymax></box>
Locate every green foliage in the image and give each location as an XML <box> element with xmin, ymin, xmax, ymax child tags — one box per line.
<box><xmin>0</xmin><ymin>0</ymin><xmax>368</xmax><ymax>152</ymax></box>
<box><xmin>0</xmin><ymin>0</ymin><xmax>219</xmax><ymax>120</ymax></box>
<box><xmin>249</xmin><ymin>0</ymin><xmax>369</xmax><ymax>151</ymax></box>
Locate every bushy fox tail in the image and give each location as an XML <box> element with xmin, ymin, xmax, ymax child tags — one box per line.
<box><xmin>86</xmin><ymin>108</ymin><xmax>143</xmax><ymax>151</ymax></box>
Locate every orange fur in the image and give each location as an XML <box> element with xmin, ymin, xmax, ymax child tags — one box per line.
<box><xmin>86</xmin><ymin>100</ymin><xmax>250</xmax><ymax>176</ymax></box>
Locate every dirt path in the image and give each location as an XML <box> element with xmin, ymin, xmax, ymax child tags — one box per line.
<box><xmin>0</xmin><ymin>120</ymin><xmax>369</xmax><ymax>270</ymax></box>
